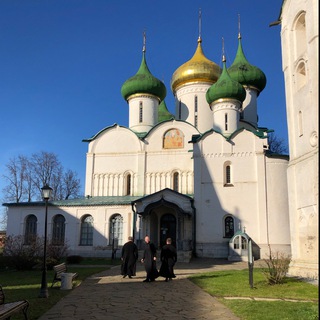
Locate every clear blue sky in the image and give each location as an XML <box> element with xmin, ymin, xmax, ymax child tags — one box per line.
<box><xmin>0</xmin><ymin>1</ymin><xmax>286</xmax><ymax>206</ymax></box>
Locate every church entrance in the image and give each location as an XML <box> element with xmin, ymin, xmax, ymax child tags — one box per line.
<box><xmin>160</xmin><ymin>214</ymin><xmax>176</xmax><ymax>247</ymax></box>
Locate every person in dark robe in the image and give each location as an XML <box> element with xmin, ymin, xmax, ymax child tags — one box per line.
<box><xmin>121</xmin><ymin>236</ymin><xmax>138</xmax><ymax>278</ymax></box>
<box><xmin>159</xmin><ymin>237</ymin><xmax>177</xmax><ymax>282</ymax></box>
<box><xmin>141</xmin><ymin>235</ymin><xmax>159</xmax><ymax>282</ymax></box>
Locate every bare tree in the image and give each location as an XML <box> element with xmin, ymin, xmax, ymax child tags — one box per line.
<box><xmin>63</xmin><ymin>169</ymin><xmax>81</xmax><ymax>200</ymax></box>
<box><xmin>2</xmin><ymin>155</ymin><xmax>28</xmax><ymax>202</ymax></box>
<box><xmin>2</xmin><ymin>151</ymin><xmax>81</xmax><ymax>202</ymax></box>
<box><xmin>267</xmin><ymin>132</ymin><xmax>289</xmax><ymax>154</ymax></box>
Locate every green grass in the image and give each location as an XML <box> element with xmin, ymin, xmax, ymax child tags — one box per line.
<box><xmin>189</xmin><ymin>269</ymin><xmax>319</xmax><ymax>320</ymax></box>
<box><xmin>0</xmin><ymin>264</ymin><xmax>110</xmax><ymax>320</ymax></box>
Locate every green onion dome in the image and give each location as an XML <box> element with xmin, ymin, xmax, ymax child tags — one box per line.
<box><xmin>228</xmin><ymin>34</ymin><xmax>266</xmax><ymax>94</ymax></box>
<box><xmin>206</xmin><ymin>56</ymin><xmax>246</xmax><ymax>104</ymax></box>
<box><xmin>121</xmin><ymin>51</ymin><xmax>167</xmax><ymax>101</ymax></box>
<box><xmin>171</xmin><ymin>37</ymin><xmax>221</xmax><ymax>92</ymax></box>
<box><xmin>158</xmin><ymin>100</ymin><xmax>174</xmax><ymax>122</ymax></box>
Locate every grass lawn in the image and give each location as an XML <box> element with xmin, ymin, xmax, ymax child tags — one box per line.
<box><xmin>0</xmin><ymin>259</ymin><xmax>116</xmax><ymax>320</ymax></box>
<box><xmin>189</xmin><ymin>268</ymin><xmax>319</xmax><ymax>320</ymax></box>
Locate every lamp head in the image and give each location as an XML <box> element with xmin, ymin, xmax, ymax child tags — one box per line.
<box><xmin>41</xmin><ymin>184</ymin><xmax>52</xmax><ymax>200</ymax></box>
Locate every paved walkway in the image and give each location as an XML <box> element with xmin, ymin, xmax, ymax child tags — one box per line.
<box><xmin>37</xmin><ymin>259</ymin><xmax>273</xmax><ymax>320</ymax></box>
<box><xmin>39</xmin><ymin>258</ymin><xmax>255</xmax><ymax>320</ymax></box>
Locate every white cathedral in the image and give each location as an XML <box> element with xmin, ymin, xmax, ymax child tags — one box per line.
<box><xmin>4</xmin><ymin>1</ymin><xmax>318</xmax><ymax>279</ymax></box>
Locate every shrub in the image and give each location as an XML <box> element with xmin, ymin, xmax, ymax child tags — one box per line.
<box><xmin>3</xmin><ymin>235</ymin><xmax>69</xmax><ymax>270</ymax></box>
<box><xmin>262</xmin><ymin>249</ymin><xmax>291</xmax><ymax>285</ymax></box>
<box><xmin>66</xmin><ymin>255</ymin><xmax>83</xmax><ymax>264</ymax></box>
<box><xmin>3</xmin><ymin>235</ymin><xmax>43</xmax><ymax>270</ymax></box>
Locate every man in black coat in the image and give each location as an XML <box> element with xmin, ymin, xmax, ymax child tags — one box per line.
<box><xmin>141</xmin><ymin>235</ymin><xmax>159</xmax><ymax>282</ymax></box>
<box><xmin>159</xmin><ymin>237</ymin><xmax>177</xmax><ymax>281</ymax></box>
<box><xmin>121</xmin><ymin>236</ymin><xmax>138</xmax><ymax>278</ymax></box>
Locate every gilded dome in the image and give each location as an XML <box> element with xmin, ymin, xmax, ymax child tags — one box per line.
<box><xmin>206</xmin><ymin>57</ymin><xmax>246</xmax><ymax>105</ymax></box>
<box><xmin>228</xmin><ymin>35</ymin><xmax>266</xmax><ymax>94</ymax></box>
<box><xmin>121</xmin><ymin>51</ymin><xmax>167</xmax><ymax>101</ymax></box>
<box><xmin>171</xmin><ymin>38</ymin><xmax>221</xmax><ymax>92</ymax></box>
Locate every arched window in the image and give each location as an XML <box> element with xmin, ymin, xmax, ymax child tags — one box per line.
<box><xmin>139</xmin><ymin>101</ymin><xmax>143</xmax><ymax>123</ymax></box>
<box><xmin>125</xmin><ymin>173</ymin><xmax>131</xmax><ymax>195</ymax></box>
<box><xmin>224</xmin><ymin>162</ymin><xmax>233</xmax><ymax>186</ymax></box>
<box><xmin>224</xmin><ymin>216</ymin><xmax>234</xmax><ymax>238</ymax></box>
<box><xmin>80</xmin><ymin>215</ymin><xmax>94</xmax><ymax>246</ymax></box>
<box><xmin>24</xmin><ymin>215</ymin><xmax>37</xmax><ymax>245</ymax></box>
<box><xmin>52</xmin><ymin>214</ymin><xmax>65</xmax><ymax>245</ymax></box>
<box><xmin>293</xmin><ymin>12</ymin><xmax>306</xmax><ymax>60</ymax></box>
<box><xmin>173</xmin><ymin>172</ymin><xmax>179</xmax><ymax>192</ymax></box>
<box><xmin>296</xmin><ymin>61</ymin><xmax>306</xmax><ymax>90</ymax></box>
<box><xmin>109</xmin><ymin>214</ymin><xmax>124</xmax><ymax>246</ymax></box>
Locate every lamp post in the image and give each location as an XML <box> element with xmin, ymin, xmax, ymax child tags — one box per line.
<box><xmin>111</xmin><ymin>218</ymin><xmax>116</xmax><ymax>260</ymax></box>
<box><xmin>39</xmin><ymin>184</ymin><xmax>52</xmax><ymax>298</ymax></box>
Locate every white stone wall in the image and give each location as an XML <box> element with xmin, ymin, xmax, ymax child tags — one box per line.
<box><xmin>280</xmin><ymin>0</ymin><xmax>319</xmax><ymax>279</ymax></box>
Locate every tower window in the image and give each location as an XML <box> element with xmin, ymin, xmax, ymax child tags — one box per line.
<box><xmin>195</xmin><ymin>95</ymin><xmax>198</xmax><ymax>112</ymax></box>
<box><xmin>178</xmin><ymin>100</ymin><xmax>182</xmax><ymax>119</ymax></box>
<box><xmin>139</xmin><ymin>102</ymin><xmax>143</xmax><ymax>123</ymax></box>
<box><xmin>225</xmin><ymin>113</ymin><xmax>228</xmax><ymax>131</ymax></box>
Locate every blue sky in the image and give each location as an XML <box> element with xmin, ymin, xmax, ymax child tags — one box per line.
<box><xmin>0</xmin><ymin>1</ymin><xmax>286</xmax><ymax>207</ymax></box>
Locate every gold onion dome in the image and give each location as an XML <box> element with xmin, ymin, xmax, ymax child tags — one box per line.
<box><xmin>206</xmin><ymin>56</ymin><xmax>246</xmax><ymax>105</ymax></box>
<box><xmin>121</xmin><ymin>51</ymin><xmax>167</xmax><ymax>102</ymax></box>
<box><xmin>227</xmin><ymin>34</ymin><xmax>266</xmax><ymax>94</ymax></box>
<box><xmin>171</xmin><ymin>37</ymin><xmax>221</xmax><ymax>92</ymax></box>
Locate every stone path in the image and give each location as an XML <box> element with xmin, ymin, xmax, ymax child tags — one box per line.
<box><xmin>38</xmin><ymin>258</ymin><xmax>316</xmax><ymax>320</ymax></box>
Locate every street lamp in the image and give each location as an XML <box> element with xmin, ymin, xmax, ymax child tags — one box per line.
<box><xmin>111</xmin><ymin>218</ymin><xmax>116</xmax><ymax>260</ymax></box>
<box><xmin>39</xmin><ymin>184</ymin><xmax>52</xmax><ymax>298</ymax></box>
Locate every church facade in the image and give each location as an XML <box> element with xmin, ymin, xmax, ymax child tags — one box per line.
<box><xmin>4</xmin><ymin>27</ymin><xmax>292</xmax><ymax>262</ymax></box>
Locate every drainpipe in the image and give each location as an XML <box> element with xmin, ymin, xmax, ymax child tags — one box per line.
<box><xmin>191</xmin><ymin>198</ymin><xmax>197</xmax><ymax>257</ymax></box>
<box><xmin>131</xmin><ymin>202</ymin><xmax>136</xmax><ymax>242</ymax></box>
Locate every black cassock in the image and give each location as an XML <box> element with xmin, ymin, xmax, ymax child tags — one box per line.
<box><xmin>159</xmin><ymin>244</ymin><xmax>177</xmax><ymax>279</ymax></box>
<box><xmin>142</xmin><ymin>241</ymin><xmax>159</xmax><ymax>281</ymax></box>
<box><xmin>121</xmin><ymin>241</ymin><xmax>138</xmax><ymax>277</ymax></box>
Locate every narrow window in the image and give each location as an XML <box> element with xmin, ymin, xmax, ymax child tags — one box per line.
<box><xmin>194</xmin><ymin>95</ymin><xmax>198</xmax><ymax>112</ymax></box>
<box><xmin>178</xmin><ymin>100</ymin><xmax>181</xmax><ymax>119</ymax></box>
<box><xmin>226</xmin><ymin>165</ymin><xmax>231</xmax><ymax>184</ymax></box>
<box><xmin>80</xmin><ymin>215</ymin><xmax>93</xmax><ymax>246</ymax></box>
<box><xmin>139</xmin><ymin>102</ymin><xmax>143</xmax><ymax>123</ymax></box>
<box><xmin>52</xmin><ymin>214</ymin><xmax>65</xmax><ymax>245</ymax></box>
<box><xmin>126</xmin><ymin>174</ymin><xmax>131</xmax><ymax>195</ymax></box>
<box><xmin>24</xmin><ymin>215</ymin><xmax>37</xmax><ymax>245</ymax></box>
<box><xmin>224</xmin><ymin>216</ymin><xmax>234</xmax><ymax>238</ymax></box>
<box><xmin>173</xmin><ymin>172</ymin><xmax>179</xmax><ymax>191</ymax></box>
<box><xmin>194</xmin><ymin>114</ymin><xmax>198</xmax><ymax>128</ymax></box>
<box><xmin>225</xmin><ymin>113</ymin><xmax>228</xmax><ymax>130</ymax></box>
